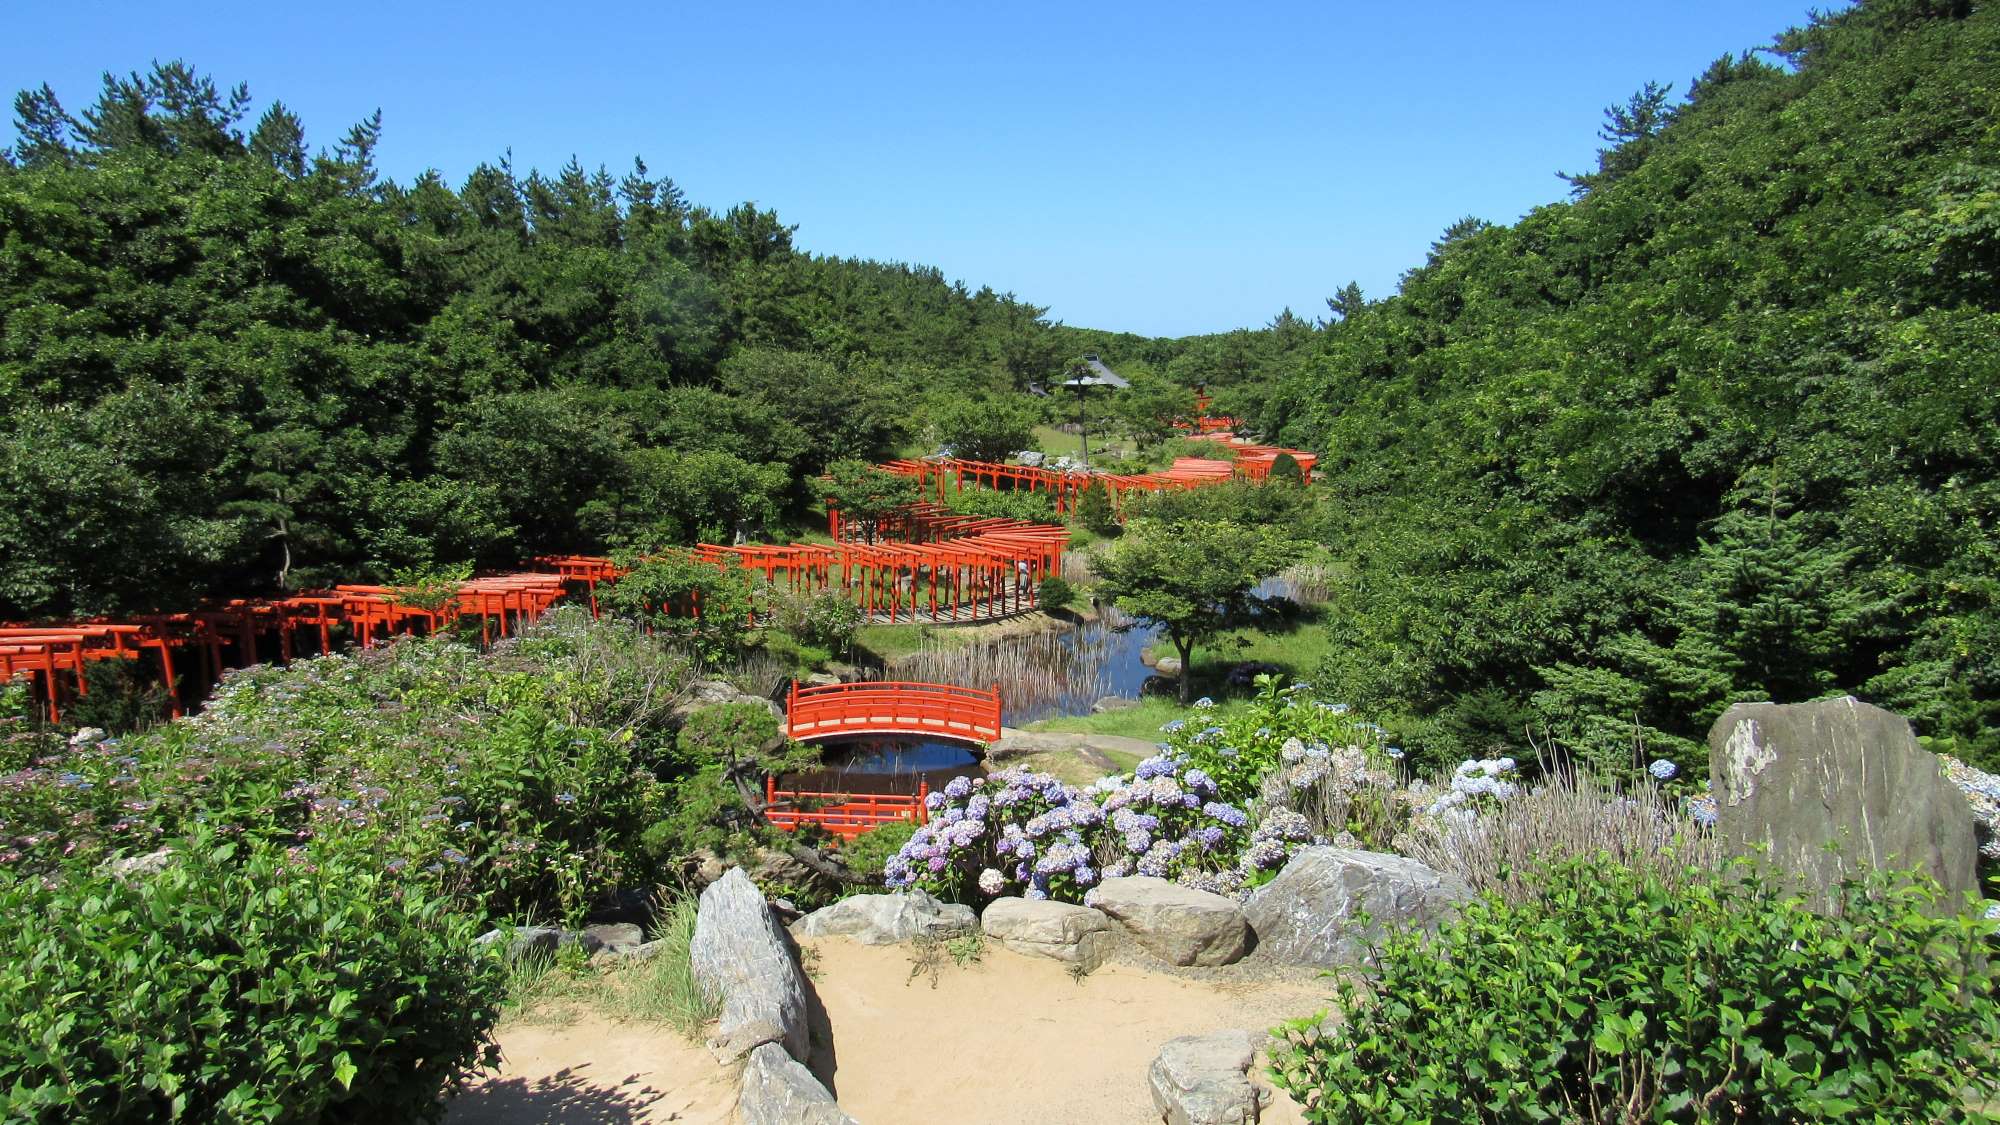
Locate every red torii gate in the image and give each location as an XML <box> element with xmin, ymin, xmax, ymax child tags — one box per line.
<box><xmin>2</xmin><ymin>573</ymin><xmax>570</xmax><ymax>722</ymax></box>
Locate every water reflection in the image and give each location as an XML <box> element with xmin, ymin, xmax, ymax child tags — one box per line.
<box><xmin>887</xmin><ymin>610</ymin><xmax>1164</xmax><ymax>727</ymax></box>
<box><xmin>784</xmin><ymin>736</ymin><xmax>984</xmax><ymax>796</ymax></box>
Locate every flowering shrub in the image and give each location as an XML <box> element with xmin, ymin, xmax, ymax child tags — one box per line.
<box><xmin>0</xmin><ymin>609</ymin><xmax>686</xmax><ymax>921</ymax></box>
<box><xmin>884</xmin><ymin>757</ymin><xmax>1307</xmax><ymax>904</ymax></box>
<box><xmin>1159</xmin><ymin>678</ymin><xmax>1392</xmax><ymax>803</ymax></box>
<box><xmin>1272</xmin><ymin>857</ymin><xmax>2000</xmax><ymax>1122</ymax></box>
<box><xmin>885</xmin><ymin>769</ymin><xmax>1099</xmax><ymax>901</ymax></box>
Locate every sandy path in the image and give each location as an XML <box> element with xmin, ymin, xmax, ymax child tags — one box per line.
<box><xmin>446</xmin><ymin>1015</ymin><xmax>736</xmax><ymax>1125</ymax></box>
<box><xmin>800</xmin><ymin>937</ymin><xmax>1328</xmax><ymax>1125</ymax></box>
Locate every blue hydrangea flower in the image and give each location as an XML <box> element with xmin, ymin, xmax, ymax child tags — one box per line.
<box><xmin>1649</xmin><ymin>759</ymin><xmax>1679</xmax><ymax>781</ymax></box>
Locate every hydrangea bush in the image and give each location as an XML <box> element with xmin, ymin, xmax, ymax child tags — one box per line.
<box><xmin>0</xmin><ymin>608</ymin><xmax>686</xmax><ymax>921</ymax></box>
<box><xmin>883</xmin><ymin>678</ymin><xmax>1401</xmax><ymax>904</ymax></box>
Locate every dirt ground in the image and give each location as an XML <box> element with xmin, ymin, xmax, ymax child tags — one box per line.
<box><xmin>446</xmin><ymin>1015</ymin><xmax>736</xmax><ymax>1125</ymax></box>
<box><xmin>447</xmin><ymin>937</ymin><xmax>1330</xmax><ymax>1125</ymax></box>
<box><xmin>799</xmin><ymin>936</ymin><xmax>1327</xmax><ymax>1125</ymax></box>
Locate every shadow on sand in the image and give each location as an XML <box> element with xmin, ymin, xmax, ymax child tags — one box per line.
<box><xmin>447</xmin><ymin>1064</ymin><xmax>673</xmax><ymax>1125</ymax></box>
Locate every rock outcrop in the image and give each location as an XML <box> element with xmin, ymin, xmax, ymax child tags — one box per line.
<box><xmin>1093</xmin><ymin>876</ymin><xmax>1250</xmax><ymax>967</ymax></box>
<box><xmin>791</xmin><ymin>889</ymin><xmax>975</xmax><ymax>945</ymax></box>
<box><xmin>689</xmin><ymin>868</ymin><xmax>810</xmax><ymax>1065</ymax></box>
<box><xmin>1149</xmin><ymin>1029</ymin><xmax>1268</xmax><ymax>1125</ymax></box>
<box><xmin>1708</xmin><ymin>697</ymin><xmax>1979</xmax><ymax>908</ymax></box>
<box><xmin>1242</xmin><ymin>847</ymin><xmax>1471</xmax><ymax>966</ymax></box>
<box><xmin>738</xmin><ymin>1043</ymin><xmax>856</xmax><ymax>1125</ymax></box>
<box><xmin>981</xmin><ymin>896</ymin><xmax>1115</xmax><ymax>970</ymax></box>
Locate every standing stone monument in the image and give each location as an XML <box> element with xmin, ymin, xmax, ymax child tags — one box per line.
<box><xmin>1707</xmin><ymin>696</ymin><xmax>1977</xmax><ymax>909</ymax></box>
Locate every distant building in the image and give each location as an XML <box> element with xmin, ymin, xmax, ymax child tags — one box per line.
<box><xmin>1061</xmin><ymin>353</ymin><xmax>1129</xmax><ymax>390</ymax></box>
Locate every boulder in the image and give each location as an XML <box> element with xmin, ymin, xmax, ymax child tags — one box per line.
<box><xmin>579</xmin><ymin>922</ymin><xmax>645</xmax><ymax>955</ymax></box>
<box><xmin>791</xmin><ymin>889</ymin><xmax>976</xmax><ymax>945</ymax></box>
<box><xmin>738</xmin><ymin>1043</ymin><xmax>857</xmax><ymax>1125</ymax></box>
<box><xmin>1093</xmin><ymin>695</ymin><xmax>1142</xmax><ymax>714</ymax></box>
<box><xmin>1155</xmin><ymin>656</ymin><xmax>1184</xmax><ymax>677</ymax></box>
<box><xmin>68</xmin><ymin>726</ymin><xmax>107</xmax><ymax>747</ymax></box>
<box><xmin>689</xmin><ymin>868</ymin><xmax>810</xmax><ymax>1065</ymax></box>
<box><xmin>1709</xmin><ymin>697</ymin><xmax>1979</xmax><ymax>909</ymax></box>
<box><xmin>1094</xmin><ymin>876</ymin><xmax>1250</xmax><ymax>967</ymax></box>
<box><xmin>590</xmin><ymin>938</ymin><xmax>667</xmax><ymax>969</ymax></box>
<box><xmin>1242</xmin><ymin>847</ymin><xmax>1471</xmax><ymax>967</ymax></box>
<box><xmin>1149</xmin><ymin>1029</ymin><xmax>1268</xmax><ymax>1125</ymax></box>
<box><xmin>474</xmin><ymin>925</ymin><xmax>565</xmax><ymax>962</ymax></box>
<box><xmin>672</xmin><ymin>680</ymin><xmax>784</xmax><ymax>724</ymax></box>
<box><xmin>981</xmin><ymin>897</ymin><xmax>1114</xmax><ymax>970</ymax></box>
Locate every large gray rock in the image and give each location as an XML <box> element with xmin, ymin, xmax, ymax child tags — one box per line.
<box><xmin>1242</xmin><ymin>847</ymin><xmax>1471</xmax><ymax>967</ymax></box>
<box><xmin>1093</xmin><ymin>695</ymin><xmax>1141</xmax><ymax>714</ymax></box>
<box><xmin>473</xmin><ymin>925</ymin><xmax>565</xmax><ymax>962</ymax></box>
<box><xmin>579</xmin><ymin>922</ymin><xmax>645</xmax><ymax>955</ymax></box>
<box><xmin>791</xmin><ymin>889</ymin><xmax>975</xmax><ymax>945</ymax></box>
<box><xmin>1149</xmin><ymin>1029</ymin><xmax>1268</xmax><ymax>1125</ymax></box>
<box><xmin>981</xmin><ymin>896</ymin><xmax>1115</xmax><ymax>970</ymax></box>
<box><xmin>690</xmin><ymin>868</ymin><xmax>810</xmax><ymax>1065</ymax></box>
<box><xmin>1709</xmin><ymin>697</ymin><xmax>1978</xmax><ymax>909</ymax></box>
<box><xmin>673</xmin><ymin>681</ymin><xmax>784</xmax><ymax>724</ymax></box>
<box><xmin>1094</xmin><ymin>876</ymin><xmax>1250</xmax><ymax>967</ymax></box>
<box><xmin>738</xmin><ymin>1043</ymin><xmax>856</xmax><ymax>1125</ymax></box>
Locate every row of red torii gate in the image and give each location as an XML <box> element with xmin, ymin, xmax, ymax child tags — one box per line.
<box><xmin>2</xmin><ymin>437</ymin><xmax>1313</xmax><ymax>722</ymax></box>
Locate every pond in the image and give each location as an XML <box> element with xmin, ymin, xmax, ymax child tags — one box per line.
<box><xmin>783</xmin><ymin>735</ymin><xmax>985</xmax><ymax>796</ymax></box>
<box><xmin>887</xmin><ymin>609</ymin><xmax>1165</xmax><ymax>728</ymax></box>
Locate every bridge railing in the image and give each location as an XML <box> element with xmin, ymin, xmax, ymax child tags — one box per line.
<box><xmin>763</xmin><ymin>778</ymin><xmax>930</xmax><ymax>840</ymax></box>
<box><xmin>785</xmin><ymin>679</ymin><xmax>1003</xmax><ymax>744</ymax></box>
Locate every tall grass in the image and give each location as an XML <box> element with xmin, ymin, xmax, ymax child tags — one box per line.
<box><xmin>1273</xmin><ymin>560</ymin><xmax>1334</xmax><ymax>606</ymax></box>
<box><xmin>619</xmin><ymin>891</ymin><xmax>718</xmax><ymax>1041</ymax></box>
<box><xmin>893</xmin><ymin>619</ymin><xmax>1136</xmax><ymax>724</ymax></box>
<box><xmin>1404</xmin><ymin>766</ymin><xmax>1720</xmax><ymax>904</ymax></box>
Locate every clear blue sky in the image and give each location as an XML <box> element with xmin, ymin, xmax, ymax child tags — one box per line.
<box><xmin>5</xmin><ymin>1</ymin><xmax>1838</xmax><ymax>338</ymax></box>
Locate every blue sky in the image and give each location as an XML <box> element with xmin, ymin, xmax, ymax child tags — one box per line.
<box><xmin>4</xmin><ymin>1</ymin><xmax>1837</xmax><ymax>337</ymax></box>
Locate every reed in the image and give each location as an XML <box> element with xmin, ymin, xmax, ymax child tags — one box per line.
<box><xmin>1274</xmin><ymin>560</ymin><xmax>1334</xmax><ymax>606</ymax></box>
<box><xmin>891</xmin><ymin>620</ymin><xmax>1128</xmax><ymax>724</ymax></box>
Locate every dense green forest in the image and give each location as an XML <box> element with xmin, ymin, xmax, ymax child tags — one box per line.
<box><xmin>4</xmin><ymin>0</ymin><xmax>1997</xmax><ymax>768</ymax></box>
<box><xmin>0</xmin><ymin>68</ymin><xmax>1071</xmax><ymax>616</ymax></box>
<box><xmin>1252</xmin><ymin>0</ymin><xmax>1999</xmax><ymax>766</ymax></box>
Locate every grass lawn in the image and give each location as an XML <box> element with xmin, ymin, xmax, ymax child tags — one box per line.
<box><xmin>1032</xmin><ymin>424</ymin><xmax>1139</xmax><ymax>462</ymax></box>
<box><xmin>1024</xmin><ymin>697</ymin><xmax>1249</xmax><ymax>743</ymax></box>
<box><xmin>852</xmin><ymin>622</ymin><xmax>976</xmax><ymax>664</ymax></box>
<box><xmin>1148</xmin><ymin>611</ymin><xmax>1333</xmax><ymax>692</ymax></box>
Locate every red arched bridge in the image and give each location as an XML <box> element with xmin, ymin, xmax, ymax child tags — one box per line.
<box><xmin>764</xmin><ymin>679</ymin><xmax>1001</xmax><ymax>840</ymax></box>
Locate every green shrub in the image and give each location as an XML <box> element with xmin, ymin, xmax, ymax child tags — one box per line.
<box><xmin>644</xmin><ymin>702</ymin><xmax>820</xmax><ymax>859</ymax></box>
<box><xmin>944</xmin><ymin>483</ymin><xmax>1059</xmax><ymax>523</ymax></box>
<box><xmin>842</xmin><ymin>819</ymin><xmax>918</xmax><ymax>880</ymax></box>
<box><xmin>1036</xmin><ymin>575</ymin><xmax>1077</xmax><ymax>612</ymax></box>
<box><xmin>599</xmin><ymin>553</ymin><xmax>754</xmax><ymax>666</ymax></box>
<box><xmin>0</xmin><ymin>611</ymin><xmax>684</xmax><ymax>921</ymax></box>
<box><xmin>1271</xmin><ymin>857</ymin><xmax>2000</xmax><ymax>1123</ymax></box>
<box><xmin>1074</xmin><ymin>479</ymin><xmax>1118</xmax><ymax>535</ymax></box>
<box><xmin>766</xmin><ymin>586</ymin><xmax>864</xmax><ymax>652</ymax></box>
<box><xmin>0</xmin><ymin>832</ymin><xmax>505</xmax><ymax>1123</ymax></box>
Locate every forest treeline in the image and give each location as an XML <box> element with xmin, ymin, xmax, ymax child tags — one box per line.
<box><xmin>3</xmin><ymin>0</ymin><xmax>1997</xmax><ymax>766</ymax></box>
<box><xmin>1193</xmin><ymin>0</ymin><xmax>2000</xmax><ymax>765</ymax></box>
<box><xmin>0</xmin><ymin>66</ymin><xmax>1097</xmax><ymax>616</ymax></box>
